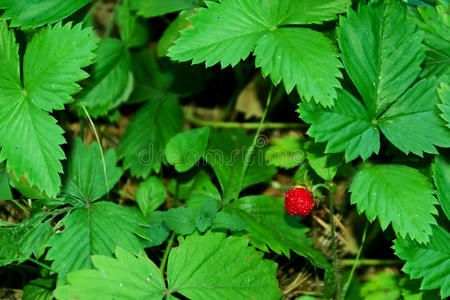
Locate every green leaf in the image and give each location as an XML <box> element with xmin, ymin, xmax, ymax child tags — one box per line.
<box><xmin>130</xmin><ymin>0</ymin><xmax>201</xmax><ymax>18</ymax></box>
<box><xmin>394</xmin><ymin>225</ymin><xmax>450</xmax><ymax>298</ymax></box>
<box><xmin>211</xmin><ymin>211</ymin><xmax>247</xmax><ymax>232</ymax></box>
<box><xmin>136</xmin><ymin>176</ymin><xmax>167</xmax><ymax>216</ymax></box>
<box><xmin>157</xmin><ymin>10</ymin><xmax>193</xmax><ymax>57</ymax></box>
<box><xmin>0</xmin><ymin>22</ymin><xmax>97</xmax><ymax>197</ymax></box>
<box><xmin>299</xmin><ymin>90</ymin><xmax>380</xmax><ymax>162</ymax></box>
<box><xmin>162</xmin><ymin>207</ymin><xmax>196</xmax><ymax>235</ymax></box>
<box><xmin>350</xmin><ymin>164</ymin><xmax>438</xmax><ymax>243</ymax></box>
<box><xmin>116</xmin><ymin>3</ymin><xmax>149</xmax><ymax>48</ymax></box>
<box><xmin>438</xmin><ymin>82</ymin><xmax>450</xmax><ymax>128</ymax></box>
<box><xmin>227</xmin><ymin>196</ymin><xmax>332</xmax><ymax>276</ymax></box>
<box><xmin>46</xmin><ymin>201</ymin><xmax>147</xmax><ymax>283</ymax></box>
<box><xmin>54</xmin><ymin>247</ymin><xmax>166</xmax><ymax>300</ymax></box>
<box><xmin>167</xmin><ymin>232</ymin><xmax>281</xmax><ymax>299</ymax></box>
<box><xmin>274</xmin><ymin>0</ymin><xmax>349</xmax><ymax>25</ymax></box>
<box><xmin>377</xmin><ymin>78</ymin><xmax>450</xmax><ymax>156</ymax></box>
<box><xmin>360</xmin><ymin>273</ymin><xmax>401</xmax><ymax>300</ymax></box>
<box><xmin>413</xmin><ymin>1</ymin><xmax>450</xmax><ymax>77</ymax></box>
<box><xmin>118</xmin><ymin>96</ymin><xmax>184</xmax><ymax>178</ymax></box>
<box><xmin>432</xmin><ymin>155</ymin><xmax>450</xmax><ymax>221</ymax></box>
<box><xmin>23</xmin><ymin>278</ymin><xmax>54</xmax><ymax>300</ymax></box>
<box><xmin>338</xmin><ymin>0</ymin><xmax>425</xmax><ymax>116</ymax></box>
<box><xmin>204</xmin><ymin>129</ymin><xmax>276</xmax><ymax>201</ymax></box>
<box><xmin>254</xmin><ymin>27</ymin><xmax>342</xmax><ymax>106</ymax></box>
<box><xmin>195</xmin><ymin>198</ymin><xmax>219</xmax><ymax>232</ymax></box>
<box><xmin>185</xmin><ymin>171</ymin><xmax>222</xmax><ymax>211</ymax></box>
<box><xmin>80</xmin><ymin>38</ymin><xmax>133</xmax><ymax>117</ymax></box>
<box><xmin>140</xmin><ymin>211</ymin><xmax>170</xmax><ymax>247</ymax></box>
<box><xmin>304</xmin><ymin>141</ymin><xmax>342</xmax><ymax>181</ymax></box>
<box><xmin>0</xmin><ymin>0</ymin><xmax>92</xmax><ymax>28</ymax></box>
<box><xmin>62</xmin><ymin>138</ymin><xmax>123</xmax><ymax>203</ymax></box>
<box><xmin>169</xmin><ymin>0</ymin><xmax>343</xmax><ymax>106</ymax></box>
<box><xmin>265</xmin><ymin>136</ymin><xmax>305</xmax><ymax>169</ymax></box>
<box><xmin>165</xmin><ymin>127</ymin><xmax>210</xmax><ymax>173</ymax></box>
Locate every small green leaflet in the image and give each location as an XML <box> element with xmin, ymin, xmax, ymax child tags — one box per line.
<box><xmin>136</xmin><ymin>176</ymin><xmax>167</xmax><ymax>215</ymax></box>
<box><xmin>118</xmin><ymin>95</ymin><xmax>184</xmax><ymax>178</ymax></box>
<box><xmin>62</xmin><ymin>138</ymin><xmax>123</xmax><ymax>203</ymax></box>
<box><xmin>169</xmin><ymin>0</ymin><xmax>349</xmax><ymax>106</ymax></box>
<box><xmin>0</xmin><ymin>21</ymin><xmax>97</xmax><ymax>197</ymax></box>
<box><xmin>350</xmin><ymin>164</ymin><xmax>438</xmax><ymax>243</ymax></box>
<box><xmin>265</xmin><ymin>136</ymin><xmax>305</xmax><ymax>169</ymax></box>
<box><xmin>80</xmin><ymin>38</ymin><xmax>133</xmax><ymax>117</ymax></box>
<box><xmin>54</xmin><ymin>232</ymin><xmax>281</xmax><ymax>300</ymax></box>
<box><xmin>301</xmin><ymin>1</ymin><xmax>450</xmax><ymax>162</ymax></box>
<box><xmin>165</xmin><ymin>127</ymin><xmax>210</xmax><ymax>173</ymax></box>
<box><xmin>394</xmin><ymin>225</ymin><xmax>450</xmax><ymax>298</ymax></box>
<box><xmin>0</xmin><ymin>0</ymin><xmax>92</xmax><ymax>29</ymax></box>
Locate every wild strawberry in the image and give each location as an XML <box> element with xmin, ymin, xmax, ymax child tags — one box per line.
<box><xmin>284</xmin><ymin>187</ymin><xmax>314</xmax><ymax>216</ymax></box>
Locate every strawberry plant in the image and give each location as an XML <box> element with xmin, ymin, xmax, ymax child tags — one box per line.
<box><xmin>0</xmin><ymin>0</ymin><xmax>449</xmax><ymax>299</ymax></box>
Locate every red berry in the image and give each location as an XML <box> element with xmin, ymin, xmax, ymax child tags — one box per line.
<box><xmin>284</xmin><ymin>188</ymin><xmax>314</xmax><ymax>217</ymax></box>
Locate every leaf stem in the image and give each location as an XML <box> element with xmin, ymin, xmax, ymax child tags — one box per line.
<box><xmin>235</xmin><ymin>86</ymin><xmax>273</xmax><ymax>201</ymax></box>
<box><xmin>340</xmin><ymin>258</ymin><xmax>401</xmax><ymax>267</ymax></box>
<box><xmin>160</xmin><ymin>232</ymin><xmax>175</xmax><ymax>272</ymax></box>
<box><xmin>341</xmin><ymin>220</ymin><xmax>368</xmax><ymax>299</ymax></box>
<box><xmin>186</xmin><ymin>110</ymin><xmax>305</xmax><ymax>130</ymax></box>
<box><xmin>11</xmin><ymin>199</ymin><xmax>30</xmax><ymax>215</ymax></box>
<box><xmin>27</xmin><ymin>257</ymin><xmax>55</xmax><ymax>273</ymax></box>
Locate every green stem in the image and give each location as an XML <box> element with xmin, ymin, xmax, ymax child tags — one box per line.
<box><xmin>235</xmin><ymin>86</ymin><xmax>273</xmax><ymax>201</ymax></box>
<box><xmin>329</xmin><ymin>184</ymin><xmax>340</xmax><ymax>300</ymax></box>
<box><xmin>341</xmin><ymin>220</ymin><xmax>368</xmax><ymax>299</ymax></box>
<box><xmin>186</xmin><ymin>111</ymin><xmax>304</xmax><ymax>130</ymax></box>
<box><xmin>104</xmin><ymin>2</ymin><xmax>118</xmax><ymax>38</ymax></box>
<box><xmin>27</xmin><ymin>257</ymin><xmax>55</xmax><ymax>273</ymax></box>
<box><xmin>160</xmin><ymin>233</ymin><xmax>175</xmax><ymax>272</ymax></box>
<box><xmin>340</xmin><ymin>259</ymin><xmax>402</xmax><ymax>267</ymax></box>
<box><xmin>11</xmin><ymin>199</ymin><xmax>29</xmax><ymax>215</ymax></box>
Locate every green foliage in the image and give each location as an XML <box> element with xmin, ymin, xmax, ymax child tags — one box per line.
<box><xmin>136</xmin><ymin>176</ymin><xmax>167</xmax><ymax>215</ymax></box>
<box><xmin>360</xmin><ymin>273</ymin><xmax>402</xmax><ymax>300</ymax></box>
<box><xmin>0</xmin><ymin>21</ymin><xmax>97</xmax><ymax>197</ymax></box>
<box><xmin>165</xmin><ymin>127</ymin><xmax>210</xmax><ymax>172</ymax></box>
<box><xmin>265</xmin><ymin>136</ymin><xmax>305</xmax><ymax>169</ymax></box>
<box><xmin>162</xmin><ymin>207</ymin><xmax>197</xmax><ymax>235</ymax></box>
<box><xmin>0</xmin><ymin>0</ymin><xmax>92</xmax><ymax>28</ymax></box>
<box><xmin>432</xmin><ymin>155</ymin><xmax>450</xmax><ymax>220</ymax></box>
<box><xmin>350</xmin><ymin>164</ymin><xmax>438</xmax><ymax>243</ymax></box>
<box><xmin>118</xmin><ymin>96</ymin><xmax>184</xmax><ymax>177</ymax></box>
<box><xmin>55</xmin><ymin>232</ymin><xmax>281</xmax><ymax>299</ymax></box>
<box><xmin>80</xmin><ymin>38</ymin><xmax>133</xmax><ymax>117</ymax></box>
<box><xmin>130</xmin><ymin>0</ymin><xmax>201</xmax><ymax>18</ymax></box>
<box><xmin>23</xmin><ymin>278</ymin><xmax>54</xmax><ymax>300</ymax></box>
<box><xmin>169</xmin><ymin>0</ymin><xmax>348</xmax><ymax>106</ymax></box>
<box><xmin>394</xmin><ymin>225</ymin><xmax>450</xmax><ymax>298</ymax></box>
<box><xmin>304</xmin><ymin>141</ymin><xmax>342</xmax><ymax>181</ymax></box>
<box><xmin>62</xmin><ymin>138</ymin><xmax>123</xmax><ymax>203</ymax></box>
<box><xmin>438</xmin><ymin>82</ymin><xmax>450</xmax><ymax>128</ymax></box>
<box><xmin>0</xmin><ymin>165</ymin><xmax>12</xmax><ymax>200</ymax></box>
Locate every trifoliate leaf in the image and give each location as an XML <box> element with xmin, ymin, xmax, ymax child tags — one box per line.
<box><xmin>438</xmin><ymin>82</ymin><xmax>450</xmax><ymax>128</ymax></box>
<box><xmin>136</xmin><ymin>176</ymin><xmax>167</xmax><ymax>216</ymax></box>
<box><xmin>165</xmin><ymin>127</ymin><xmax>210</xmax><ymax>173</ymax></box>
<box><xmin>338</xmin><ymin>0</ymin><xmax>425</xmax><ymax>116</ymax></box>
<box><xmin>378</xmin><ymin>78</ymin><xmax>450</xmax><ymax>156</ymax></box>
<box><xmin>432</xmin><ymin>155</ymin><xmax>450</xmax><ymax>221</ymax></box>
<box><xmin>54</xmin><ymin>247</ymin><xmax>166</xmax><ymax>300</ymax></box>
<box><xmin>118</xmin><ymin>96</ymin><xmax>184</xmax><ymax>178</ymax></box>
<box><xmin>0</xmin><ymin>21</ymin><xmax>97</xmax><ymax>197</ymax></box>
<box><xmin>0</xmin><ymin>0</ymin><xmax>92</xmax><ymax>29</ymax></box>
<box><xmin>204</xmin><ymin>129</ymin><xmax>276</xmax><ymax>201</ymax></box>
<box><xmin>162</xmin><ymin>207</ymin><xmax>196</xmax><ymax>235</ymax></box>
<box><xmin>80</xmin><ymin>38</ymin><xmax>133</xmax><ymax>117</ymax></box>
<box><xmin>350</xmin><ymin>164</ymin><xmax>438</xmax><ymax>243</ymax></box>
<box><xmin>412</xmin><ymin>1</ymin><xmax>450</xmax><ymax>77</ymax></box>
<box><xmin>167</xmin><ymin>232</ymin><xmax>281</xmax><ymax>299</ymax></box>
<box><xmin>265</xmin><ymin>136</ymin><xmax>305</xmax><ymax>169</ymax></box>
<box><xmin>227</xmin><ymin>196</ymin><xmax>332</xmax><ymax>275</ymax></box>
<box><xmin>62</xmin><ymin>138</ymin><xmax>123</xmax><ymax>203</ymax></box>
<box><xmin>394</xmin><ymin>225</ymin><xmax>450</xmax><ymax>298</ymax></box>
<box><xmin>46</xmin><ymin>201</ymin><xmax>147</xmax><ymax>283</ymax></box>
<box><xmin>299</xmin><ymin>90</ymin><xmax>380</xmax><ymax>162</ymax></box>
<box><xmin>169</xmin><ymin>0</ymin><xmax>343</xmax><ymax>106</ymax></box>
<box><xmin>211</xmin><ymin>211</ymin><xmax>247</xmax><ymax>232</ymax></box>
<box><xmin>130</xmin><ymin>0</ymin><xmax>201</xmax><ymax>18</ymax></box>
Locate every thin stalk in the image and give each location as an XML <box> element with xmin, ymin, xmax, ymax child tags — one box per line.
<box><xmin>186</xmin><ymin>111</ymin><xmax>305</xmax><ymax>130</ymax></box>
<box><xmin>340</xmin><ymin>259</ymin><xmax>402</xmax><ymax>267</ymax></box>
<box><xmin>11</xmin><ymin>199</ymin><xmax>29</xmax><ymax>215</ymax></box>
<box><xmin>329</xmin><ymin>184</ymin><xmax>340</xmax><ymax>299</ymax></box>
<box><xmin>160</xmin><ymin>233</ymin><xmax>175</xmax><ymax>272</ymax></box>
<box><xmin>27</xmin><ymin>257</ymin><xmax>55</xmax><ymax>273</ymax></box>
<box><xmin>341</xmin><ymin>220</ymin><xmax>368</xmax><ymax>299</ymax></box>
<box><xmin>104</xmin><ymin>1</ymin><xmax>118</xmax><ymax>38</ymax></box>
<box><xmin>235</xmin><ymin>86</ymin><xmax>273</xmax><ymax>201</ymax></box>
